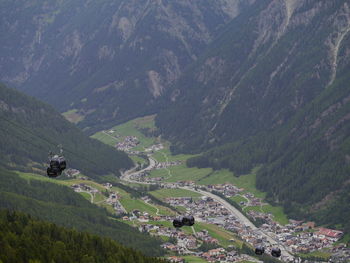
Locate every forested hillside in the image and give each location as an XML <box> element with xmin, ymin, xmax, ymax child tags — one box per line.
<box><xmin>0</xmin><ymin>167</ymin><xmax>164</xmax><ymax>256</ymax></box>
<box><xmin>156</xmin><ymin>0</ymin><xmax>350</xmax><ymax>232</ymax></box>
<box><xmin>0</xmin><ymin>83</ymin><xmax>132</xmax><ymax>180</ymax></box>
<box><xmin>0</xmin><ymin>209</ymin><xmax>166</xmax><ymax>263</ymax></box>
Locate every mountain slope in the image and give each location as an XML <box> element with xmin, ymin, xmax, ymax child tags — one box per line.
<box><xmin>0</xmin><ymin>167</ymin><xmax>165</xmax><ymax>256</ymax></box>
<box><xmin>0</xmin><ymin>209</ymin><xmax>165</xmax><ymax>263</ymax></box>
<box><xmin>156</xmin><ymin>0</ymin><xmax>350</xmax><ymax>231</ymax></box>
<box><xmin>0</xmin><ymin>83</ymin><xmax>132</xmax><ymax>180</ymax></box>
<box><xmin>157</xmin><ymin>0</ymin><xmax>350</xmax><ymax>151</ymax></box>
<box><xmin>0</xmin><ymin>0</ymin><xmax>254</xmax><ymax>132</ymax></box>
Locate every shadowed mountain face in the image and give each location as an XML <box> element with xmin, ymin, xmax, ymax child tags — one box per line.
<box><xmin>0</xmin><ymin>0</ymin><xmax>253</xmax><ymax>132</ymax></box>
<box><xmin>158</xmin><ymin>0</ymin><xmax>350</xmax><ymax>151</ymax></box>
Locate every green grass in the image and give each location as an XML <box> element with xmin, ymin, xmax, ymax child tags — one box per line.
<box><xmin>230</xmin><ymin>195</ymin><xmax>248</xmax><ymax>204</ymax></box>
<box><xmin>175</xmin><ymin>206</ymin><xmax>187</xmax><ymax>213</ymax></box>
<box><xmin>164</xmin><ymin>165</ymin><xmax>212</xmax><ymax>183</ymax></box>
<box><xmin>110</xmin><ymin>186</ymin><xmax>158</xmax><ymax>215</ymax></box>
<box><xmin>151</xmin><ymin>142</ymin><xmax>198</xmax><ymax>163</ymax></box>
<box><xmin>90</xmin><ymin>132</ymin><xmax>117</xmax><ymax>146</ymax></box>
<box><xmin>93</xmin><ymin>193</ymin><xmax>106</xmax><ymax>203</ymax></box>
<box><xmin>120</xmin><ymin>198</ymin><xmax>158</xmax><ymax>215</ymax></box>
<box><xmin>148</xmin><ymin>220</ymin><xmax>174</xmax><ymax>229</ymax></box>
<box><xmin>338</xmin><ymin>233</ymin><xmax>350</xmax><ymax>244</ymax></box>
<box><xmin>110</xmin><ymin>186</ymin><xmax>174</xmax><ymax>216</ymax></box>
<box><xmin>149</xmin><ymin>168</ymin><xmax>169</xmax><ymax>179</ymax></box>
<box><xmin>92</xmin><ymin>115</ymin><xmax>157</xmax><ymax>151</ymax></box>
<box><xmin>182</xmin><ymin>256</ymin><xmax>208</xmax><ymax>263</ymax></box>
<box><xmin>17</xmin><ymin>172</ymin><xmax>109</xmax><ymax>193</ymax></box>
<box><xmin>130</xmin><ymin>155</ymin><xmax>148</xmax><ymax>166</ymax></box>
<box><xmin>297</xmin><ymin>250</ymin><xmax>331</xmax><ymax>261</ymax></box>
<box><xmin>159</xmin><ymin>236</ymin><xmax>171</xmax><ymax>242</ymax></box>
<box><xmin>152</xmin><ymin>151</ymin><xmax>169</xmax><ymax>163</ymax></box>
<box><xmin>62</xmin><ymin>109</ymin><xmax>84</xmax><ymax>123</ymax></box>
<box><xmin>197</xmin><ymin>169</ymin><xmax>235</xmax><ymax>185</ymax></box>
<box><xmin>78</xmin><ymin>192</ymin><xmax>92</xmax><ymax>200</ymax></box>
<box><xmin>17</xmin><ymin>172</ymin><xmax>169</xmax><ymax>216</ymax></box>
<box><xmin>194</xmin><ymin>222</ymin><xmax>236</xmax><ymax>248</ymax></box>
<box><xmin>149</xmin><ymin>188</ymin><xmax>202</xmax><ymax>200</ymax></box>
<box><xmin>100</xmin><ymin>203</ymin><xmax>116</xmax><ymax>214</ymax></box>
<box><xmin>261</xmin><ymin>204</ymin><xmax>289</xmax><ymax>225</ymax></box>
<box><xmin>243</xmin><ymin>204</ymin><xmax>288</xmax><ymax>225</ymax></box>
<box><xmin>222</xmin><ymin>169</ymin><xmax>266</xmax><ymax>199</ymax></box>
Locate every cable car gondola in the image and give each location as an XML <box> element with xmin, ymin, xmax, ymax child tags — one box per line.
<box><xmin>172</xmin><ymin>215</ymin><xmax>195</xmax><ymax>228</ymax></box>
<box><xmin>255</xmin><ymin>245</ymin><xmax>265</xmax><ymax>255</ymax></box>
<box><xmin>47</xmin><ymin>149</ymin><xmax>66</xmax><ymax>178</ymax></box>
<box><xmin>173</xmin><ymin>217</ymin><xmax>184</xmax><ymax>228</ymax></box>
<box><xmin>271</xmin><ymin>247</ymin><xmax>281</xmax><ymax>258</ymax></box>
<box><xmin>182</xmin><ymin>215</ymin><xmax>195</xmax><ymax>226</ymax></box>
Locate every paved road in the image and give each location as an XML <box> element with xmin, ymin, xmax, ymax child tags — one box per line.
<box><xmin>120</xmin><ymin>156</ymin><xmax>294</xmax><ymax>261</ymax></box>
<box><xmin>182</xmin><ymin>187</ymin><xmax>293</xmax><ymax>260</ymax></box>
<box><xmin>121</xmin><ymin>156</ymin><xmax>157</xmax><ymax>183</ymax></box>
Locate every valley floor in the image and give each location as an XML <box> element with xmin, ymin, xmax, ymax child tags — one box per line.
<box><xmin>20</xmin><ymin>115</ymin><xmax>348</xmax><ymax>263</ymax></box>
<box><xmin>89</xmin><ymin>115</ymin><xmax>350</xmax><ymax>263</ymax></box>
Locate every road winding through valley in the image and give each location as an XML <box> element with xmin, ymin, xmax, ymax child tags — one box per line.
<box><xmin>120</xmin><ymin>155</ymin><xmax>294</xmax><ymax>261</ymax></box>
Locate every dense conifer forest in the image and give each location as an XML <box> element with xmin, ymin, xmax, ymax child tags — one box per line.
<box><xmin>0</xmin><ymin>167</ymin><xmax>165</xmax><ymax>256</ymax></box>
<box><xmin>0</xmin><ymin>209</ymin><xmax>166</xmax><ymax>263</ymax></box>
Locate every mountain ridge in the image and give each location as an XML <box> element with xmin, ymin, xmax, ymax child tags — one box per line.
<box><xmin>0</xmin><ymin>83</ymin><xmax>133</xmax><ymax>180</ymax></box>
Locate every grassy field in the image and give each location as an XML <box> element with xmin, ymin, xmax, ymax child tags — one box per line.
<box><xmin>194</xmin><ymin>222</ymin><xmax>237</xmax><ymax>248</ymax></box>
<box><xmin>231</xmin><ymin>195</ymin><xmax>248</xmax><ymax>204</ymax></box>
<box><xmin>91</xmin><ymin>115</ymin><xmax>157</xmax><ymax>151</ymax></box>
<box><xmin>182</xmin><ymin>256</ymin><xmax>208</xmax><ymax>263</ymax></box>
<box><xmin>152</xmin><ymin>145</ymin><xmax>197</xmax><ymax>163</ymax></box>
<box><xmin>261</xmin><ymin>204</ymin><xmax>289</xmax><ymax>225</ymax></box>
<box><xmin>91</xmin><ymin>115</ymin><xmax>290</xmax><ymax>226</ymax></box>
<box><xmin>149</xmin><ymin>188</ymin><xmax>202</xmax><ymax>200</ymax></box>
<box><xmin>164</xmin><ymin>165</ymin><xmax>212</xmax><ymax>183</ymax></box>
<box><xmin>62</xmin><ymin>109</ymin><xmax>85</xmax><ymax>123</ymax></box>
<box><xmin>241</xmin><ymin>204</ymin><xmax>288</xmax><ymax>225</ymax></box>
<box><xmin>17</xmin><ymin>171</ymin><xmax>174</xmax><ymax>217</ymax></box>
<box><xmin>78</xmin><ymin>192</ymin><xmax>91</xmax><ymax>200</ymax></box>
<box><xmin>91</xmin><ymin>132</ymin><xmax>117</xmax><ymax>146</ymax></box>
<box><xmin>120</xmin><ymin>198</ymin><xmax>158</xmax><ymax>215</ymax></box>
<box><xmin>130</xmin><ymin>155</ymin><xmax>148</xmax><ymax>166</ymax></box>
<box><xmin>297</xmin><ymin>250</ymin><xmax>331</xmax><ymax>261</ymax></box>
<box><xmin>110</xmin><ymin>186</ymin><xmax>175</xmax><ymax>216</ymax></box>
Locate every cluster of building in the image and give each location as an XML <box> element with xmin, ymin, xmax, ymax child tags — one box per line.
<box><xmin>159</xmin><ymin>192</ymin><xmax>348</xmax><ymax>262</ymax></box>
<box><xmin>116</xmin><ymin>136</ymin><xmax>139</xmax><ymax>151</ymax></box>
<box><xmin>271</xmin><ymin>222</ymin><xmax>345</xmax><ymax>254</ymax></box>
<box><xmin>106</xmin><ymin>192</ymin><xmax>126</xmax><ymax>214</ymax></box>
<box><xmin>71</xmin><ymin>183</ymin><xmax>98</xmax><ymax>194</ymax></box>
<box><xmin>154</xmin><ymin>160</ymin><xmax>182</xmax><ymax>169</ymax></box>
<box><xmin>117</xmin><ymin>140</ymin><xmax>349</xmax><ymax>262</ymax></box>
<box><xmin>145</xmin><ymin>144</ymin><xmax>164</xmax><ymax>152</ymax></box>
<box><xmin>123</xmin><ymin>212</ymin><xmax>257</xmax><ymax>262</ymax></box>
<box><xmin>64</xmin><ymin>168</ymin><xmax>80</xmax><ymax>177</ymax></box>
<box><xmin>207</xmin><ymin>184</ymin><xmax>243</xmax><ymax>198</ymax></box>
<box><xmin>330</xmin><ymin>243</ymin><xmax>350</xmax><ymax>262</ymax></box>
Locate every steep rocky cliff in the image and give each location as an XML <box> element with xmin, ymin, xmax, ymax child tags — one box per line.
<box><xmin>0</xmin><ymin>0</ymin><xmax>253</xmax><ymax>131</ymax></box>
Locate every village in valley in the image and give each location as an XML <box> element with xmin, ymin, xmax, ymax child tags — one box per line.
<box><xmin>85</xmin><ymin>119</ymin><xmax>350</xmax><ymax>263</ymax></box>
